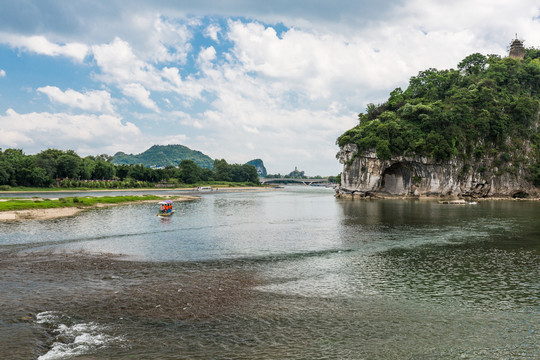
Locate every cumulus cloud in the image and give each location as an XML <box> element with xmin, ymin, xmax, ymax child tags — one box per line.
<box><xmin>92</xmin><ymin>37</ymin><xmax>163</xmax><ymax>88</ymax></box>
<box><xmin>91</xmin><ymin>37</ymin><xmax>205</xmax><ymax>103</ymax></box>
<box><xmin>0</xmin><ymin>108</ymin><xmax>141</xmax><ymax>155</ymax></box>
<box><xmin>0</xmin><ymin>69</ymin><xmax>5</xmax><ymax>77</ymax></box>
<box><xmin>0</xmin><ymin>33</ymin><xmax>88</xmax><ymax>61</ymax></box>
<box><xmin>121</xmin><ymin>83</ymin><xmax>159</xmax><ymax>112</ymax></box>
<box><xmin>37</xmin><ymin>86</ymin><xmax>115</xmax><ymax>113</ymax></box>
<box><xmin>227</xmin><ymin>21</ymin><xmax>389</xmax><ymax>102</ymax></box>
<box><xmin>204</xmin><ymin>23</ymin><xmax>221</xmax><ymax>42</ymax></box>
<box><xmin>148</xmin><ymin>15</ymin><xmax>194</xmax><ymax>63</ymax></box>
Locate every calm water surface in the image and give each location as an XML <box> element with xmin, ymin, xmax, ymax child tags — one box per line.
<box><xmin>1</xmin><ymin>187</ymin><xmax>539</xmax><ymax>359</ymax></box>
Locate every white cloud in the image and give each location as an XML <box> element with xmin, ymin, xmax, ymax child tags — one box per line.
<box><xmin>204</xmin><ymin>23</ymin><xmax>221</xmax><ymax>42</ymax></box>
<box><xmin>0</xmin><ymin>108</ymin><xmax>141</xmax><ymax>155</ymax></box>
<box><xmin>119</xmin><ymin>13</ymin><xmax>195</xmax><ymax>64</ymax></box>
<box><xmin>121</xmin><ymin>83</ymin><xmax>159</xmax><ymax>112</ymax></box>
<box><xmin>225</xmin><ymin>20</ymin><xmax>404</xmax><ymax>107</ymax></box>
<box><xmin>37</xmin><ymin>86</ymin><xmax>115</xmax><ymax>113</ymax></box>
<box><xmin>91</xmin><ymin>37</ymin><xmax>205</xmax><ymax>105</ymax></box>
<box><xmin>92</xmin><ymin>37</ymin><xmax>163</xmax><ymax>89</ymax></box>
<box><xmin>0</xmin><ymin>33</ymin><xmax>88</xmax><ymax>62</ymax></box>
<box><xmin>0</xmin><ymin>69</ymin><xmax>5</xmax><ymax>77</ymax></box>
<box><xmin>0</xmin><ymin>128</ymin><xmax>33</xmax><ymax>147</ymax></box>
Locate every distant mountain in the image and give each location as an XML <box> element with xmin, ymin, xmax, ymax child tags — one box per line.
<box><xmin>246</xmin><ymin>159</ymin><xmax>267</xmax><ymax>177</ymax></box>
<box><xmin>112</xmin><ymin>144</ymin><xmax>214</xmax><ymax>169</ymax></box>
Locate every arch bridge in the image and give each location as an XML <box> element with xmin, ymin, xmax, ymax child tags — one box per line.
<box><xmin>260</xmin><ymin>177</ymin><xmax>328</xmax><ymax>185</ymax></box>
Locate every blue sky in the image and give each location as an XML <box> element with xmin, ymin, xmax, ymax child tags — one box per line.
<box><xmin>0</xmin><ymin>1</ymin><xmax>539</xmax><ymax>175</ymax></box>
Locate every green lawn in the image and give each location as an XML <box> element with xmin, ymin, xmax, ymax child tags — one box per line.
<box><xmin>0</xmin><ymin>195</ymin><xmax>168</xmax><ymax>211</ymax></box>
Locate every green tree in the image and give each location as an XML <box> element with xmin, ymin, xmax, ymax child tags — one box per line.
<box><xmin>35</xmin><ymin>149</ymin><xmax>64</xmax><ymax>179</ymax></box>
<box><xmin>115</xmin><ymin>164</ymin><xmax>130</xmax><ymax>181</ymax></box>
<box><xmin>214</xmin><ymin>159</ymin><xmax>232</xmax><ymax>181</ymax></box>
<box><xmin>178</xmin><ymin>160</ymin><xmax>201</xmax><ymax>184</ymax></box>
<box><xmin>458</xmin><ymin>53</ymin><xmax>488</xmax><ymax>75</ymax></box>
<box><xmin>29</xmin><ymin>167</ymin><xmax>52</xmax><ymax>187</ymax></box>
<box><xmin>57</xmin><ymin>154</ymin><xmax>82</xmax><ymax>178</ymax></box>
<box><xmin>78</xmin><ymin>157</ymin><xmax>96</xmax><ymax>180</ymax></box>
<box><xmin>92</xmin><ymin>160</ymin><xmax>115</xmax><ymax>180</ymax></box>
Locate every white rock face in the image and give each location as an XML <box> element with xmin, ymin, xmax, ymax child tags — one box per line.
<box><xmin>336</xmin><ymin>144</ymin><xmax>539</xmax><ymax>198</ymax></box>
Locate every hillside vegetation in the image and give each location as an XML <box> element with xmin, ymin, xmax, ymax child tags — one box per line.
<box><xmin>337</xmin><ymin>48</ymin><xmax>540</xmax><ymax>185</ymax></box>
<box><xmin>112</xmin><ymin>144</ymin><xmax>214</xmax><ymax>169</ymax></box>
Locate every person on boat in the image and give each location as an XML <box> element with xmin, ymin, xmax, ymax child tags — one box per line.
<box><xmin>161</xmin><ymin>204</ymin><xmax>165</xmax><ymax>214</ymax></box>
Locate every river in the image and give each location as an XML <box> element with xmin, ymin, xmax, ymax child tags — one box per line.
<box><xmin>1</xmin><ymin>186</ymin><xmax>539</xmax><ymax>359</ymax></box>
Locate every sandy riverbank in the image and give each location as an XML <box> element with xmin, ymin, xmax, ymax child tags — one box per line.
<box><xmin>0</xmin><ymin>185</ymin><xmax>276</xmax><ymax>194</ymax></box>
<box><xmin>0</xmin><ymin>195</ymin><xmax>199</xmax><ymax>222</ymax></box>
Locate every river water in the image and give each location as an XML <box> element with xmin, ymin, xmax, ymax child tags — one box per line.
<box><xmin>0</xmin><ymin>187</ymin><xmax>539</xmax><ymax>359</ymax></box>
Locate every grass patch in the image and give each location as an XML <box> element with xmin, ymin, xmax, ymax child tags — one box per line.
<box><xmin>0</xmin><ymin>195</ymin><xmax>166</xmax><ymax>212</ymax></box>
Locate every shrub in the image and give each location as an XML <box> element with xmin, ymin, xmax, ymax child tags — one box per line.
<box><xmin>375</xmin><ymin>140</ymin><xmax>392</xmax><ymax>160</ymax></box>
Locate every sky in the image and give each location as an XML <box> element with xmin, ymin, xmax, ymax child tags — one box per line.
<box><xmin>0</xmin><ymin>1</ymin><xmax>539</xmax><ymax>176</ymax></box>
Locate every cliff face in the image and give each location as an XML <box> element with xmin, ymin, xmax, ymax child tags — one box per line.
<box><xmin>246</xmin><ymin>159</ymin><xmax>267</xmax><ymax>177</ymax></box>
<box><xmin>336</xmin><ymin>144</ymin><xmax>539</xmax><ymax>199</ymax></box>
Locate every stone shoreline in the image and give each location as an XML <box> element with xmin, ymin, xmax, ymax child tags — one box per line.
<box><xmin>335</xmin><ymin>191</ymin><xmax>540</xmax><ymax>201</ymax></box>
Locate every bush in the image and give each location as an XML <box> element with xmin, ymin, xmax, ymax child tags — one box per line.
<box><xmin>375</xmin><ymin>140</ymin><xmax>392</xmax><ymax>160</ymax></box>
<box><xmin>0</xmin><ymin>185</ymin><xmax>11</xmax><ymax>191</ymax></box>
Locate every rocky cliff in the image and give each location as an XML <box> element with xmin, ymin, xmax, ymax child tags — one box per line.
<box><xmin>335</xmin><ymin>45</ymin><xmax>540</xmax><ymax>199</ymax></box>
<box><xmin>246</xmin><ymin>159</ymin><xmax>267</xmax><ymax>177</ymax></box>
<box><xmin>336</xmin><ymin>144</ymin><xmax>539</xmax><ymax>199</ymax></box>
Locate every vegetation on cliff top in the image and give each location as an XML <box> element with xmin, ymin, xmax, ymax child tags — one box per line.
<box><xmin>337</xmin><ymin>47</ymin><xmax>540</xmax><ymax>185</ymax></box>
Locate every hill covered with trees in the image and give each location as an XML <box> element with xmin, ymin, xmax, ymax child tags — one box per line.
<box><xmin>112</xmin><ymin>144</ymin><xmax>214</xmax><ymax>169</ymax></box>
<box><xmin>336</xmin><ymin>43</ymin><xmax>540</xmax><ymax>197</ymax></box>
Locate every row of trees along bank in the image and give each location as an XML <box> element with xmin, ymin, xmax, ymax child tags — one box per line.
<box><xmin>0</xmin><ymin>148</ymin><xmax>260</xmax><ymax>189</ymax></box>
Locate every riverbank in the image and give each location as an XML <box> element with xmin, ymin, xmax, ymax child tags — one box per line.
<box><xmin>0</xmin><ymin>185</ymin><xmax>278</xmax><ymax>196</ymax></box>
<box><xmin>0</xmin><ymin>195</ymin><xmax>198</xmax><ymax>221</ymax></box>
<box><xmin>0</xmin><ymin>183</ymin><xmax>270</xmax><ymax>193</ymax></box>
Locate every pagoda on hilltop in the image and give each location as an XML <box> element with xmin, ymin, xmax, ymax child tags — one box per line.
<box><xmin>508</xmin><ymin>35</ymin><xmax>526</xmax><ymax>60</ymax></box>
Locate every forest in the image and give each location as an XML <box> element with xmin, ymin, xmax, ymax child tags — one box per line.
<box><xmin>337</xmin><ymin>47</ymin><xmax>540</xmax><ymax>185</ymax></box>
<box><xmin>0</xmin><ymin>148</ymin><xmax>260</xmax><ymax>189</ymax></box>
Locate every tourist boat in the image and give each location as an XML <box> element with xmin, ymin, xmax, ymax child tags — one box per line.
<box><xmin>196</xmin><ymin>186</ymin><xmax>213</xmax><ymax>192</ymax></box>
<box><xmin>157</xmin><ymin>200</ymin><xmax>175</xmax><ymax>216</ymax></box>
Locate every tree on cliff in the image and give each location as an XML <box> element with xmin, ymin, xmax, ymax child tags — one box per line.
<box><xmin>337</xmin><ymin>46</ymin><xmax>540</xmax><ymax>185</ymax></box>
